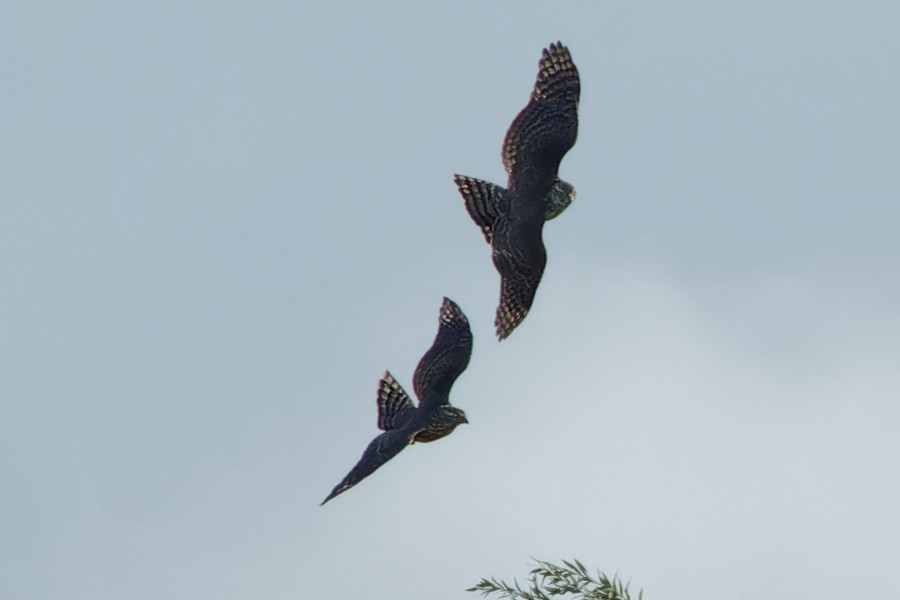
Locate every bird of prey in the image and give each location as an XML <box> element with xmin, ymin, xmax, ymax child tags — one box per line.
<box><xmin>321</xmin><ymin>297</ymin><xmax>473</xmax><ymax>505</ymax></box>
<box><xmin>454</xmin><ymin>42</ymin><xmax>579</xmax><ymax>340</ymax></box>
<box><xmin>453</xmin><ymin>174</ymin><xmax>575</xmax><ymax>245</ymax></box>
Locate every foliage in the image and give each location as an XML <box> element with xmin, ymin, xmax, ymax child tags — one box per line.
<box><xmin>468</xmin><ymin>558</ymin><xmax>642</xmax><ymax>600</ymax></box>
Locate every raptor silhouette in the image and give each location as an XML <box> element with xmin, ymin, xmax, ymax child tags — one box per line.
<box><xmin>454</xmin><ymin>42</ymin><xmax>579</xmax><ymax>340</ymax></box>
<box><xmin>453</xmin><ymin>174</ymin><xmax>575</xmax><ymax>245</ymax></box>
<box><xmin>321</xmin><ymin>297</ymin><xmax>472</xmax><ymax>505</ymax></box>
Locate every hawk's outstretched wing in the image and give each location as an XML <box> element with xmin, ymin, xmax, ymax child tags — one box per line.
<box><xmin>413</xmin><ymin>297</ymin><xmax>473</xmax><ymax>408</ymax></box>
<box><xmin>320</xmin><ymin>428</ymin><xmax>417</xmax><ymax>505</ymax></box>
<box><xmin>502</xmin><ymin>42</ymin><xmax>580</xmax><ymax>180</ymax></box>
<box><xmin>491</xmin><ymin>222</ymin><xmax>547</xmax><ymax>340</ymax></box>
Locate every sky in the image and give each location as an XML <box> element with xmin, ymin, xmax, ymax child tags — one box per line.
<box><xmin>2</xmin><ymin>1</ymin><xmax>899</xmax><ymax>599</ymax></box>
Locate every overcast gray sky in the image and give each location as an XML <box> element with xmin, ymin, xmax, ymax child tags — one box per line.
<box><xmin>2</xmin><ymin>2</ymin><xmax>899</xmax><ymax>599</ymax></box>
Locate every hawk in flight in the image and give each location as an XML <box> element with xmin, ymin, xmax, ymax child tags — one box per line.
<box><xmin>321</xmin><ymin>298</ymin><xmax>473</xmax><ymax>505</ymax></box>
<box><xmin>454</xmin><ymin>42</ymin><xmax>579</xmax><ymax>340</ymax></box>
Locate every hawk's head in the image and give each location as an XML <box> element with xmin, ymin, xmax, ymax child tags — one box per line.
<box><xmin>546</xmin><ymin>178</ymin><xmax>576</xmax><ymax>221</ymax></box>
<box><xmin>441</xmin><ymin>405</ymin><xmax>469</xmax><ymax>427</ymax></box>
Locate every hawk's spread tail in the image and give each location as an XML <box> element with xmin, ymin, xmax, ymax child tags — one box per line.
<box><xmin>453</xmin><ymin>174</ymin><xmax>507</xmax><ymax>245</ymax></box>
<box><xmin>376</xmin><ymin>372</ymin><xmax>415</xmax><ymax>432</ymax></box>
